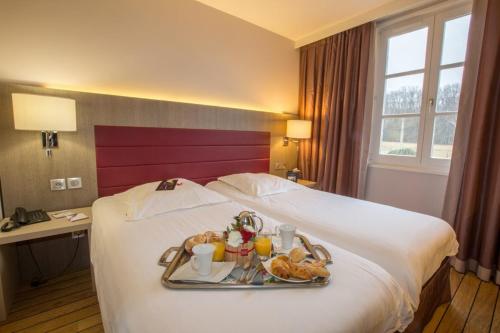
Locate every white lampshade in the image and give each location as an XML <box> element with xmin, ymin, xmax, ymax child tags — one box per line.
<box><xmin>286</xmin><ymin>120</ymin><xmax>311</xmax><ymax>139</ymax></box>
<box><xmin>12</xmin><ymin>93</ymin><xmax>77</xmax><ymax>131</ymax></box>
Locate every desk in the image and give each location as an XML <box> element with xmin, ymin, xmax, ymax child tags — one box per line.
<box><xmin>0</xmin><ymin>207</ymin><xmax>92</xmax><ymax>320</ymax></box>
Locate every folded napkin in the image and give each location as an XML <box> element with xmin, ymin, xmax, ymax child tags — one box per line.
<box><xmin>168</xmin><ymin>259</ymin><xmax>236</xmax><ymax>283</ymax></box>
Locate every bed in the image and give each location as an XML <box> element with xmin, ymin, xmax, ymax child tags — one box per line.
<box><xmin>206</xmin><ymin>175</ymin><xmax>458</xmax><ymax>331</ymax></box>
<box><xmin>91</xmin><ymin>191</ymin><xmax>414</xmax><ymax>332</ymax></box>
<box><xmin>91</xmin><ymin>125</ymin><xmax>447</xmax><ymax>332</ymax></box>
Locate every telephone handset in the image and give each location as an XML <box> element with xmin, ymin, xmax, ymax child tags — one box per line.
<box><xmin>1</xmin><ymin>207</ymin><xmax>51</xmax><ymax>232</ymax></box>
<box><xmin>12</xmin><ymin>207</ymin><xmax>29</xmax><ymax>224</ymax></box>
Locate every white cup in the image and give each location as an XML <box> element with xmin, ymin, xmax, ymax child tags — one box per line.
<box><xmin>276</xmin><ymin>224</ymin><xmax>296</xmax><ymax>250</ymax></box>
<box><xmin>191</xmin><ymin>244</ymin><xmax>215</xmax><ymax>276</ymax></box>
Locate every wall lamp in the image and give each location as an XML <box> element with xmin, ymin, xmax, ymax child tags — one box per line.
<box><xmin>12</xmin><ymin>93</ymin><xmax>77</xmax><ymax>157</ymax></box>
<box><xmin>283</xmin><ymin>120</ymin><xmax>311</xmax><ymax>146</ymax></box>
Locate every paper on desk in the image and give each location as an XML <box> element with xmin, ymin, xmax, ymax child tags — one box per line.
<box><xmin>52</xmin><ymin>211</ymin><xmax>76</xmax><ymax>219</ymax></box>
<box><xmin>68</xmin><ymin>213</ymin><xmax>88</xmax><ymax>222</ymax></box>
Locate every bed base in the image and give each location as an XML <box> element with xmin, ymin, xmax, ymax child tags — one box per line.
<box><xmin>405</xmin><ymin>258</ymin><xmax>451</xmax><ymax>332</ymax></box>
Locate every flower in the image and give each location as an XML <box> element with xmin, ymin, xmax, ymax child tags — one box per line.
<box><xmin>240</xmin><ymin>228</ymin><xmax>255</xmax><ymax>243</ymax></box>
<box><xmin>227</xmin><ymin>230</ymin><xmax>243</xmax><ymax>247</ymax></box>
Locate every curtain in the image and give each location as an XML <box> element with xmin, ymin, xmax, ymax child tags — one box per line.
<box><xmin>442</xmin><ymin>0</ymin><xmax>500</xmax><ymax>284</ymax></box>
<box><xmin>298</xmin><ymin>23</ymin><xmax>373</xmax><ymax>197</ymax></box>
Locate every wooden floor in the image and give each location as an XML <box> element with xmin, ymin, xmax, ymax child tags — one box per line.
<box><xmin>0</xmin><ymin>268</ymin><xmax>498</xmax><ymax>333</ymax></box>
<box><xmin>0</xmin><ymin>269</ymin><xmax>102</xmax><ymax>333</ymax></box>
<box><xmin>424</xmin><ymin>269</ymin><xmax>500</xmax><ymax>333</ymax></box>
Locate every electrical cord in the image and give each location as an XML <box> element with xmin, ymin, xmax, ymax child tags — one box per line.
<box><xmin>28</xmin><ymin>236</ymin><xmax>81</xmax><ymax>288</ymax></box>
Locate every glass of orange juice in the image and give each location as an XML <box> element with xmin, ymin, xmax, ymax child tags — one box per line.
<box><xmin>210</xmin><ymin>232</ymin><xmax>226</xmax><ymax>262</ymax></box>
<box><xmin>254</xmin><ymin>233</ymin><xmax>272</xmax><ymax>260</ymax></box>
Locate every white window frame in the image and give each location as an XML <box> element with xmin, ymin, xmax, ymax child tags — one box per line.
<box><xmin>369</xmin><ymin>2</ymin><xmax>472</xmax><ymax>173</ymax></box>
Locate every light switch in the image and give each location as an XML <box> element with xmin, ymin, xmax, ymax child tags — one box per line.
<box><xmin>50</xmin><ymin>179</ymin><xmax>66</xmax><ymax>191</ymax></box>
<box><xmin>67</xmin><ymin>177</ymin><xmax>82</xmax><ymax>189</ymax></box>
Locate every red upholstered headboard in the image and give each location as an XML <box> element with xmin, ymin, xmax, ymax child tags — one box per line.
<box><xmin>94</xmin><ymin>125</ymin><xmax>270</xmax><ymax>197</ymax></box>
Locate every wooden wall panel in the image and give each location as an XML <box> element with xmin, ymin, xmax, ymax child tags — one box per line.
<box><xmin>0</xmin><ymin>83</ymin><xmax>297</xmax><ymax>215</ymax></box>
<box><xmin>0</xmin><ymin>82</ymin><xmax>297</xmax><ymax>281</ymax></box>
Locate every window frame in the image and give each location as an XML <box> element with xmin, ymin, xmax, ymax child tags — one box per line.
<box><xmin>369</xmin><ymin>3</ymin><xmax>472</xmax><ymax>173</ymax></box>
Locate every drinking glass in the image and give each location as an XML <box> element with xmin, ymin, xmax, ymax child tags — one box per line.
<box><xmin>254</xmin><ymin>233</ymin><xmax>272</xmax><ymax>261</ymax></box>
<box><xmin>210</xmin><ymin>232</ymin><xmax>226</xmax><ymax>262</ymax></box>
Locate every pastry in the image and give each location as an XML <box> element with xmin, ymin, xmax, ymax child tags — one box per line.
<box><xmin>306</xmin><ymin>259</ymin><xmax>327</xmax><ymax>267</ymax></box>
<box><xmin>304</xmin><ymin>263</ymin><xmax>330</xmax><ymax>278</ymax></box>
<box><xmin>289</xmin><ymin>263</ymin><xmax>313</xmax><ymax>280</ymax></box>
<box><xmin>271</xmin><ymin>258</ymin><xmax>290</xmax><ymax>279</ymax></box>
<box><xmin>275</xmin><ymin>255</ymin><xmax>290</xmax><ymax>264</ymax></box>
<box><xmin>185</xmin><ymin>234</ymin><xmax>208</xmax><ymax>253</ymax></box>
<box><xmin>289</xmin><ymin>247</ymin><xmax>306</xmax><ymax>263</ymax></box>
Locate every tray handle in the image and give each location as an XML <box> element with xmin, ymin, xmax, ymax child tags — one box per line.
<box><xmin>312</xmin><ymin>244</ymin><xmax>333</xmax><ymax>265</ymax></box>
<box><xmin>158</xmin><ymin>246</ymin><xmax>180</xmax><ymax>268</ymax></box>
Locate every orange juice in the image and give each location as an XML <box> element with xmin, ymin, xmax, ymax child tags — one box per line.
<box><xmin>255</xmin><ymin>236</ymin><xmax>272</xmax><ymax>257</ymax></box>
<box><xmin>211</xmin><ymin>241</ymin><xmax>225</xmax><ymax>262</ymax></box>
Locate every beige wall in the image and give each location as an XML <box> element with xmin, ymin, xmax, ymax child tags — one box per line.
<box><xmin>0</xmin><ymin>83</ymin><xmax>297</xmax><ymax>216</ymax></box>
<box><xmin>365</xmin><ymin>165</ymin><xmax>448</xmax><ymax>217</ymax></box>
<box><xmin>0</xmin><ymin>0</ymin><xmax>299</xmax><ymax>114</ymax></box>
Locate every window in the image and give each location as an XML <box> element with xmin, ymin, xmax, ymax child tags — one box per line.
<box><xmin>371</xmin><ymin>5</ymin><xmax>471</xmax><ymax>172</ymax></box>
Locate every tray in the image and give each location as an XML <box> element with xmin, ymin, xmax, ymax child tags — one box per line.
<box><xmin>158</xmin><ymin>233</ymin><xmax>332</xmax><ymax>289</ymax></box>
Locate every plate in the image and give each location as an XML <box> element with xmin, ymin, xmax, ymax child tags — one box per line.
<box><xmin>262</xmin><ymin>257</ymin><xmax>314</xmax><ymax>283</ymax></box>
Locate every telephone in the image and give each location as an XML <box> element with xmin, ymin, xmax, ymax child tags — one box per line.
<box><xmin>1</xmin><ymin>207</ymin><xmax>51</xmax><ymax>232</ymax></box>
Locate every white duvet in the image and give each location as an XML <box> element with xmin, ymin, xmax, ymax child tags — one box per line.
<box><xmin>91</xmin><ymin>196</ymin><xmax>414</xmax><ymax>333</ymax></box>
<box><xmin>206</xmin><ymin>181</ymin><xmax>458</xmax><ymax>310</ymax></box>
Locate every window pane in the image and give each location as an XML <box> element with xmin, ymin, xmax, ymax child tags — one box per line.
<box><xmin>386</xmin><ymin>27</ymin><xmax>428</xmax><ymax>75</ymax></box>
<box><xmin>383</xmin><ymin>73</ymin><xmax>424</xmax><ymax>115</ymax></box>
<box><xmin>436</xmin><ymin>66</ymin><xmax>464</xmax><ymax>113</ymax></box>
<box><xmin>441</xmin><ymin>15</ymin><xmax>471</xmax><ymax>65</ymax></box>
<box><xmin>380</xmin><ymin>117</ymin><xmax>419</xmax><ymax>156</ymax></box>
<box><xmin>431</xmin><ymin>114</ymin><xmax>457</xmax><ymax>159</ymax></box>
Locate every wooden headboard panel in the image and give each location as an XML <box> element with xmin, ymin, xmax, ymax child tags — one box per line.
<box><xmin>94</xmin><ymin>125</ymin><xmax>270</xmax><ymax>197</ymax></box>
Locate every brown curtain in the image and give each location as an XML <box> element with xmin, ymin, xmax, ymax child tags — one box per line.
<box><xmin>442</xmin><ymin>0</ymin><xmax>500</xmax><ymax>284</ymax></box>
<box><xmin>298</xmin><ymin>23</ymin><xmax>373</xmax><ymax>197</ymax></box>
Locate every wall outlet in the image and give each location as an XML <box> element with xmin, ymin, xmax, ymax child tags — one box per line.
<box><xmin>50</xmin><ymin>179</ymin><xmax>66</xmax><ymax>191</ymax></box>
<box><xmin>72</xmin><ymin>230</ymin><xmax>86</xmax><ymax>239</ymax></box>
<box><xmin>67</xmin><ymin>177</ymin><xmax>82</xmax><ymax>189</ymax></box>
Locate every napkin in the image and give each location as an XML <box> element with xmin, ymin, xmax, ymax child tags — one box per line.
<box><xmin>168</xmin><ymin>259</ymin><xmax>236</xmax><ymax>283</ymax></box>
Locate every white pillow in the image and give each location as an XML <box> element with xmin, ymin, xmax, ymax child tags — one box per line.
<box><xmin>218</xmin><ymin>173</ymin><xmax>303</xmax><ymax>197</ymax></box>
<box><xmin>115</xmin><ymin>179</ymin><xmax>229</xmax><ymax>221</ymax></box>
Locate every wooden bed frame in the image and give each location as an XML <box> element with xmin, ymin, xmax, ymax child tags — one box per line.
<box><xmin>94</xmin><ymin>125</ymin><xmax>451</xmax><ymax>331</ymax></box>
<box><xmin>406</xmin><ymin>259</ymin><xmax>451</xmax><ymax>332</ymax></box>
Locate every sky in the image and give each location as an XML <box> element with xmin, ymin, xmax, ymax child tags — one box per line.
<box><xmin>385</xmin><ymin>14</ymin><xmax>470</xmax><ymax>88</ymax></box>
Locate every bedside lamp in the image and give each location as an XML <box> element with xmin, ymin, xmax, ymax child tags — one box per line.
<box><xmin>12</xmin><ymin>93</ymin><xmax>77</xmax><ymax>157</ymax></box>
<box><xmin>283</xmin><ymin>120</ymin><xmax>311</xmax><ymax>146</ymax></box>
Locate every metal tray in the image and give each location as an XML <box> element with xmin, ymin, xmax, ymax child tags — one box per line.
<box><xmin>158</xmin><ymin>234</ymin><xmax>332</xmax><ymax>289</ymax></box>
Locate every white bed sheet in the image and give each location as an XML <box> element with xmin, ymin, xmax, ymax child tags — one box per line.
<box><xmin>91</xmin><ymin>196</ymin><xmax>414</xmax><ymax>333</ymax></box>
<box><xmin>206</xmin><ymin>181</ymin><xmax>458</xmax><ymax>310</ymax></box>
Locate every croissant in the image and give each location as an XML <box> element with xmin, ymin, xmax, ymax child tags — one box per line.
<box><xmin>304</xmin><ymin>263</ymin><xmax>330</xmax><ymax>278</ymax></box>
<box><xmin>271</xmin><ymin>258</ymin><xmax>290</xmax><ymax>279</ymax></box>
<box><xmin>289</xmin><ymin>263</ymin><xmax>313</xmax><ymax>280</ymax></box>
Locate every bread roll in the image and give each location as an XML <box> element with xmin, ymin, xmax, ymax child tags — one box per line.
<box><xmin>289</xmin><ymin>248</ymin><xmax>306</xmax><ymax>263</ymax></box>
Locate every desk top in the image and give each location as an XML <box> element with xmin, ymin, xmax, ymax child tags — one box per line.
<box><xmin>0</xmin><ymin>207</ymin><xmax>92</xmax><ymax>245</ymax></box>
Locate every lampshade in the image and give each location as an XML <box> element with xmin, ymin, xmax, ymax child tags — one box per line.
<box><xmin>286</xmin><ymin>120</ymin><xmax>311</xmax><ymax>139</ymax></box>
<box><xmin>12</xmin><ymin>93</ymin><xmax>77</xmax><ymax>131</ymax></box>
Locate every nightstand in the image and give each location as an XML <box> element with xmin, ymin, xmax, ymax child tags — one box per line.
<box><xmin>298</xmin><ymin>179</ymin><xmax>318</xmax><ymax>189</ymax></box>
<box><xmin>0</xmin><ymin>207</ymin><xmax>92</xmax><ymax>321</ymax></box>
